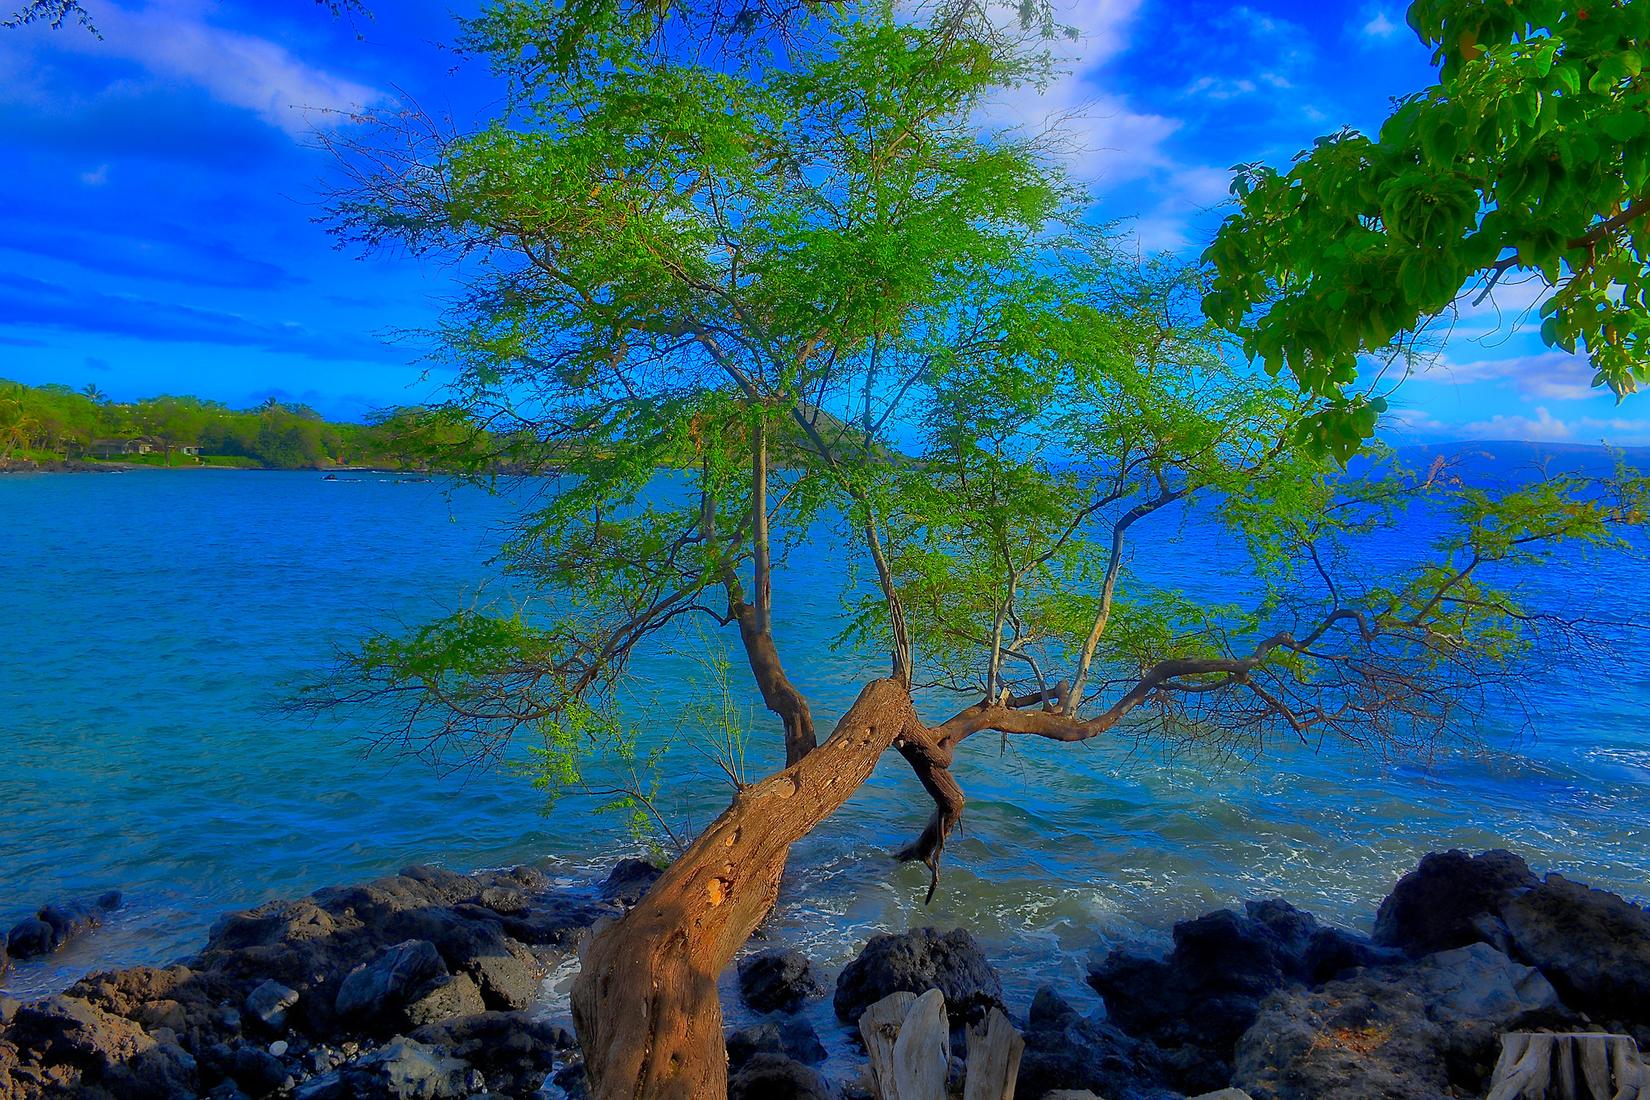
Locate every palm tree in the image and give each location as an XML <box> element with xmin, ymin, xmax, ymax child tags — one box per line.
<box><xmin>0</xmin><ymin>394</ymin><xmax>38</xmax><ymax>460</ymax></box>
<box><xmin>81</xmin><ymin>383</ymin><xmax>108</xmax><ymax>403</ymax></box>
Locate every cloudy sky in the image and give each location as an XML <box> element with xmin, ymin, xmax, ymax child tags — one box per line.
<box><xmin>2</xmin><ymin>0</ymin><xmax>1645</xmax><ymax>443</ymax></box>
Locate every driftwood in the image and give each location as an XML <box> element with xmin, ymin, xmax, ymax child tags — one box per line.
<box><xmin>891</xmin><ymin>990</ymin><xmax>950</xmax><ymax>1100</ymax></box>
<box><xmin>860</xmin><ymin>991</ymin><xmax>921</xmax><ymax>1098</ymax></box>
<box><xmin>1487</xmin><ymin>1033</ymin><xmax>1648</xmax><ymax>1100</ymax></box>
<box><xmin>860</xmin><ymin>990</ymin><xmax>947</xmax><ymax>1100</ymax></box>
<box><xmin>860</xmin><ymin>990</ymin><xmax>1024</xmax><ymax>1100</ymax></box>
<box><xmin>964</xmin><ymin>1007</ymin><xmax>1024</xmax><ymax>1100</ymax></box>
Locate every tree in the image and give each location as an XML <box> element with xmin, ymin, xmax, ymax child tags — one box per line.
<box><xmin>138</xmin><ymin>396</ymin><xmax>212</xmax><ymax>464</ymax></box>
<box><xmin>1203</xmin><ymin>0</ymin><xmax>1650</xmax><ymax>458</ymax></box>
<box><xmin>362</xmin><ymin>406</ymin><xmax>492</xmax><ymax>471</ymax></box>
<box><xmin>0</xmin><ymin>382</ymin><xmax>38</xmax><ymax>459</ymax></box>
<box><xmin>316</xmin><ymin>3</ymin><xmax>1649</xmax><ymax>1097</ymax></box>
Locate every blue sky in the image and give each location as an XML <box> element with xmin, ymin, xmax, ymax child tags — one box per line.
<box><xmin>1</xmin><ymin>0</ymin><xmax>1646</xmax><ymax>443</ymax></box>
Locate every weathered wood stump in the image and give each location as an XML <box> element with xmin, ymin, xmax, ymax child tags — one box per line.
<box><xmin>859</xmin><ymin>989</ymin><xmax>1024</xmax><ymax>1100</ymax></box>
<box><xmin>964</xmin><ymin>1006</ymin><xmax>1024</xmax><ymax>1100</ymax></box>
<box><xmin>1486</xmin><ymin>1032</ymin><xmax>1647</xmax><ymax>1100</ymax></box>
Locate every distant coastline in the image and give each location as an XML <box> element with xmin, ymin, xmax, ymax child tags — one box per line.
<box><xmin>1</xmin><ymin>377</ymin><xmax>476</xmax><ymax>475</ymax></box>
<box><xmin>0</xmin><ymin>458</ymin><xmax>441</xmax><ymax>475</ymax></box>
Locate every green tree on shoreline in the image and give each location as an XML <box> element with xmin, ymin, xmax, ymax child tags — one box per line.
<box><xmin>314</xmin><ymin>2</ymin><xmax>1650</xmax><ymax>1096</ymax></box>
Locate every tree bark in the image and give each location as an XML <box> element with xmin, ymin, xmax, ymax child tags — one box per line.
<box><xmin>571</xmin><ymin>678</ymin><xmax>920</xmax><ymax>1100</ymax></box>
<box><xmin>732</xmin><ymin>603</ymin><xmax>816</xmax><ymax>765</ymax></box>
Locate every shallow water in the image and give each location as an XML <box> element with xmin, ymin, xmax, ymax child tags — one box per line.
<box><xmin>2</xmin><ymin>468</ymin><xmax>1648</xmax><ymax>1024</ymax></box>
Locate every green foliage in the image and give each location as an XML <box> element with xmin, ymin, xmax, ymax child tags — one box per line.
<box><xmin>1205</xmin><ymin>0</ymin><xmax>1650</xmax><ymax>450</ymax></box>
<box><xmin>317</xmin><ymin>0</ymin><xmax>1649</xmax><ymax>805</ymax></box>
<box><xmin>0</xmin><ymin>377</ymin><xmax>486</xmax><ymax>470</ymax></box>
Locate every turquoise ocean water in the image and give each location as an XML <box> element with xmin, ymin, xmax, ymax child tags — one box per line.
<box><xmin>2</xmin><ymin>465</ymin><xmax>1648</xmax><ymax>1017</ymax></box>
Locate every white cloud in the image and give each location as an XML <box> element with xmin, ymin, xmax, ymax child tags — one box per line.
<box><xmin>1186</xmin><ymin>75</ymin><xmax>1258</xmax><ymax>100</ymax></box>
<box><xmin>1361</xmin><ymin>10</ymin><xmax>1400</xmax><ymax>40</ymax></box>
<box><xmin>80</xmin><ymin>163</ymin><xmax>110</xmax><ymax>186</ymax></box>
<box><xmin>1168</xmin><ymin>165</ymin><xmax>1233</xmax><ymax>207</ymax></box>
<box><xmin>1114</xmin><ymin>165</ymin><xmax>1233</xmax><ymax>253</ymax></box>
<box><xmin>1051</xmin><ymin>0</ymin><xmax>1141</xmax><ymax>63</ymax></box>
<box><xmin>1387</xmin><ymin>402</ymin><xmax>1650</xmax><ymax>445</ymax></box>
<box><xmin>1459</xmin><ymin>406</ymin><xmax>1574</xmax><ymax>441</ymax></box>
<box><xmin>56</xmin><ymin>0</ymin><xmax>385</xmax><ymax>136</ymax></box>
<box><xmin>1383</xmin><ymin>406</ymin><xmax>1450</xmax><ymax>438</ymax></box>
<box><xmin>1407</xmin><ymin>350</ymin><xmax>1608</xmax><ymax>402</ymax></box>
<box><xmin>1123</xmin><ymin>213</ymin><xmax>1191</xmax><ymax>252</ymax></box>
<box><xmin>979</xmin><ymin>0</ymin><xmax>1180</xmax><ymax>189</ymax></box>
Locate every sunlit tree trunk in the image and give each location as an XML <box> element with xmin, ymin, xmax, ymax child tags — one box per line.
<box><xmin>570</xmin><ymin>678</ymin><xmax>918</xmax><ymax>1100</ymax></box>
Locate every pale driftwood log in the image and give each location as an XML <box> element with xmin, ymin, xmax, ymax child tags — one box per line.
<box><xmin>1487</xmin><ymin>1032</ymin><xmax>1647</xmax><ymax>1100</ymax></box>
<box><xmin>963</xmin><ymin>1006</ymin><xmax>1024</xmax><ymax>1100</ymax></box>
<box><xmin>891</xmin><ymin>989</ymin><xmax>950</xmax><ymax>1100</ymax></box>
<box><xmin>860</xmin><ymin>991</ymin><xmax>920</xmax><ymax>1100</ymax></box>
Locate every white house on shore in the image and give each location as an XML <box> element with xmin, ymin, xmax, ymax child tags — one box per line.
<box><xmin>87</xmin><ymin>438</ymin><xmax>200</xmax><ymax>458</ymax></box>
<box><xmin>89</xmin><ymin>437</ymin><xmax>154</xmax><ymax>458</ymax></box>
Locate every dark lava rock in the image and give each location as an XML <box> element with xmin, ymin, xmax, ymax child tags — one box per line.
<box><xmin>410</xmin><ymin>1010</ymin><xmax>575</xmax><ymax>1096</ymax></box>
<box><xmin>349</xmin><ymin>1037</ymin><xmax>477</xmax><ymax>1099</ymax></box>
<box><xmin>1234</xmin><ymin>943</ymin><xmax>1564</xmax><ymax>1100</ymax></box>
<box><xmin>6</xmin><ymin>918</ymin><xmax>55</xmax><ymax>960</ymax></box>
<box><xmin>404</xmin><ymin>973</ymin><xmax>486</xmax><ymax>1028</ymax></box>
<box><xmin>599</xmin><ymin>859</ymin><xmax>664</xmax><ymax>906</ymax></box>
<box><xmin>0</xmin><ymin>930</ymin><xmax>9</xmax><ymax>975</ymax></box>
<box><xmin>1372</xmin><ymin>849</ymin><xmax>1537</xmax><ymax>956</ymax></box>
<box><xmin>1088</xmin><ymin>898</ymin><xmax>1396</xmax><ymax>1089</ymax></box>
<box><xmin>551</xmin><ymin>1059</ymin><xmax>590</xmax><ymax>1100</ymax></box>
<box><xmin>833</xmin><ymin>927</ymin><xmax>1005</xmax><ymax>1026</ymax></box>
<box><xmin>381</xmin><ymin>907</ymin><xmax>543</xmax><ymax>1012</ymax></box>
<box><xmin>738</xmin><ymin>949</ymin><xmax>826</xmax><ymax>1015</ymax></box>
<box><xmin>302</xmin><ymin>1038</ymin><xmax>477</xmax><ymax>1100</ymax></box>
<box><xmin>0</xmin><ymin>863</ymin><xmax>614</xmax><ymax>1100</ymax></box>
<box><xmin>63</xmin><ymin>963</ymin><xmax>230</xmax><ymax>1052</ymax></box>
<box><xmin>1017</xmin><ymin>986</ymin><xmax>1171</xmax><ymax>1100</ymax></box>
<box><xmin>726</xmin><ymin>1017</ymin><xmax>827</xmax><ymax>1072</ymax></box>
<box><xmin>103</xmin><ymin>1040</ymin><xmax>200</xmax><ymax>1100</ymax></box>
<box><xmin>334</xmin><ymin>940</ymin><xmax>449</xmax><ymax>1030</ymax></box>
<box><xmin>460</xmin><ymin>937</ymin><xmax>540</xmax><ymax>1012</ymax></box>
<box><xmin>471</xmin><ymin>886</ymin><xmax>529</xmax><ymax>915</ymax></box>
<box><xmin>231</xmin><ymin>1044</ymin><xmax>293</xmax><ymax>1096</ymax></box>
<box><xmin>497</xmin><ymin>895</ymin><xmax>610</xmax><ymax>948</ymax></box>
<box><xmin>6</xmin><ymin>892</ymin><xmax>123</xmax><ymax>960</ymax></box>
<box><xmin>8</xmin><ymin>993</ymin><xmax>155</xmax><ymax>1070</ymax></box>
<box><xmin>40</xmin><ymin>894</ymin><xmax>119</xmax><ymax>944</ymax></box>
<box><xmin>728</xmin><ymin>1052</ymin><xmax>835</xmax><ymax>1100</ymax></box>
<box><xmin>246</xmin><ymin>979</ymin><xmax>300</xmax><ymax>1031</ymax></box>
<box><xmin>1501</xmin><ymin>873</ymin><xmax>1650</xmax><ymax>1024</ymax></box>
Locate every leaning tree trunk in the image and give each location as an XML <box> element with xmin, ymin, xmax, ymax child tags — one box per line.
<box><xmin>571</xmin><ymin>678</ymin><xmax>920</xmax><ymax>1100</ymax></box>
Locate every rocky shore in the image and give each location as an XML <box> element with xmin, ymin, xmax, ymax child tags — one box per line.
<box><xmin>0</xmin><ymin>459</ymin><xmax>134</xmax><ymax>474</ymax></box>
<box><xmin>1</xmin><ymin>849</ymin><xmax>1646</xmax><ymax>1099</ymax></box>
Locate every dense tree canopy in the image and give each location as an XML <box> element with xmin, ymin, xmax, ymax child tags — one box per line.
<box><xmin>1206</xmin><ymin>0</ymin><xmax>1650</xmax><ymax>457</ymax></box>
<box><xmin>318</xmin><ymin>2</ymin><xmax>1649</xmax><ymax>1096</ymax></box>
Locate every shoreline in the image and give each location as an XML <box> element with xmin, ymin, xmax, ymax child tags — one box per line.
<box><xmin>0</xmin><ymin>460</ymin><xmax>453</xmax><ymax>477</ymax></box>
<box><xmin>2</xmin><ymin>849</ymin><xmax>1646</xmax><ymax>1099</ymax></box>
